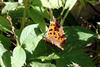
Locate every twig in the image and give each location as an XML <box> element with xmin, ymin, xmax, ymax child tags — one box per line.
<box><xmin>7</xmin><ymin>14</ymin><xmax>20</xmax><ymax>46</ymax></box>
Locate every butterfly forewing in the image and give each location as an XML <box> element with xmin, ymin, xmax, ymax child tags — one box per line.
<box><xmin>45</xmin><ymin>19</ymin><xmax>66</xmax><ymax>50</ymax></box>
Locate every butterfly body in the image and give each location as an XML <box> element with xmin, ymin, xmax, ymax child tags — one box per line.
<box><xmin>45</xmin><ymin>18</ymin><xmax>66</xmax><ymax>50</ymax></box>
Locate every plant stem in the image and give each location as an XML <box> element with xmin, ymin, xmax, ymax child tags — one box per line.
<box><xmin>21</xmin><ymin>0</ymin><xmax>29</xmax><ymax>30</ymax></box>
<box><xmin>48</xmin><ymin>0</ymin><xmax>54</xmax><ymax>20</ymax></box>
<box><xmin>60</xmin><ymin>10</ymin><xmax>69</xmax><ymax>25</ymax></box>
<box><xmin>7</xmin><ymin>15</ymin><xmax>20</xmax><ymax>46</ymax></box>
<box><xmin>57</xmin><ymin>0</ymin><xmax>65</xmax><ymax>21</ymax></box>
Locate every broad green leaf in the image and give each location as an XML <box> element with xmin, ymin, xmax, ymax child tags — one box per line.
<box><xmin>0</xmin><ymin>43</ymin><xmax>7</xmax><ymax>67</ymax></box>
<box><xmin>9</xmin><ymin>7</ymin><xmax>24</xmax><ymax>18</ymax></box>
<box><xmin>25</xmin><ymin>40</ymin><xmax>60</xmax><ymax>62</ymax></box>
<box><xmin>56</xmin><ymin>49</ymin><xmax>95</xmax><ymax>67</ymax></box>
<box><xmin>0</xmin><ymin>42</ymin><xmax>11</xmax><ymax>67</ymax></box>
<box><xmin>2</xmin><ymin>51</ymin><xmax>11</xmax><ymax>67</ymax></box>
<box><xmin>55</xmin><ymin>26</ymin><xmax>96</xmax><ymax>67</ymax></box>
<box><xmin>37</xmin><ymin>53</ymin><xmax>60</xmax><ymax>61</ymax></box>
<box><xmin>0</xmin><ymin>35</ymin><xmax>11</xmax><ymax>50</ymax></box>
<box><xmin>0</xmin><ymin>16</ymin><xmax>11</xmax><ymax>32</ymax></box>
<box><xmin>0</xmin><ymin>43</ymin><xmax>7</xmax><ymax>57</ymax></box>
<box><xmin>11</xmin><ymin>46</ymin><xmax>26</xmax><ymax>67</ymax></box>
<box><xmin>2</xmin><ymin>2</ymin><xmax>18</xmax><ymax>14</ymax></box>
<box><xmin>31</xmin><ymin>0</ymin><xmax>42</xmax><ymax>6</ymax></box>
<box><xmin>20</xmin><ymin>24</ymin><xmax>43</xmax><ymax>53</ymax></box>
<box><xmin>64</xmin><ymin>26</ymin><xmax>96</xmax><ymax>48</ymax></box>
<box><xmin>28</xmin><ymin>6</ymin><xmax>46</xmax><ymax>32</ymax></box>
<box><xmin>32</xmin><ymin>0</ymin><xmax>63</xmax><ymax>9</ymax></box>
<box><xmin>0</xmin><ymin>57</ymin><xmax>5</xmax><ymax>67</ymax></box>
<box><xmin>40</xmin><ymin>0</ymin><xmax>62</xmax><ymax>9</ymax></box>
<box><xmin>64</xmin><ymin>0</ymin><xmax>77</xmax><ymax>10</ymax></box>
<box><xmin>32</xmin><ymin>26</ymin><xmax>95</xmax><ymax>65</ymax></box>
<box><xmin>77</xmin><ymin>32</ymin><xmax>94</xmax><ymax>41</ymax></box>
<box><xmin>18</xmin><ymin>0</ymin><xmax>23</xmax><ymax>5</ymax></box>
<box><xmin>30</xmin><ymin>62</ymin><xmax>56</xmax><ymax>67</ymax></box>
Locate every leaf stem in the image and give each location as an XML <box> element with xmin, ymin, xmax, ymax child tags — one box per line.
<box><xmin>60</xmin><ymin>10</ymin><xmax>69</xmax><ymax>25</ymax></box>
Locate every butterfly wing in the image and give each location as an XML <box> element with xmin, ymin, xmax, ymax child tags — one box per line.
<box><xmin>45</xmin><ymin>19</ymin><xmax>66</xmax><ymax>50</ymax></box>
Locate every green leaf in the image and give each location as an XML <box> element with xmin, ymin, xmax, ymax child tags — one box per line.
<box><xmin>0</xmin><ymin>43</ymin><xmax>7</xmax><ymax>67</ymax></box>
<box><xmin>31</xmin><ymin>0</ymin><xmax>63</xmax><ymax>9</ymax></box>
<box><xmin>55</xmin><ymin>26</ymin><xmax>96</xmax><ymax>67</ymax></box>
<box><xmin>77</xmin><ymin>32</ymin><xmax>94</xmax><ymax>41</ymax></box>
<box><xmin>0</xmin><ymin>57</ymin><xmax>5</xmax><ymax>67</ymax></box>
<box><xmin>2</xmin><ymin>2</ymin><xmax>18</xmax><ymax>14</ymax></box>
<box><xmin>30</xmin><ymin>62</ymin><xmax>56</xmax><ymax>67</ymax></box>
<box><xmin>37</xmin><ymin>53</ymin><xmax>60</xmax><ymax>61</ymax></box>
<box><xmin>40</xmin><ymin>0</ymin><xmax>62</xmax><ymax>9</ymax></box>
<box><xmin>0</xmin><ymin>35</ymin><xmax>11</xmax><ymax>50</ymax></box>
<box><xmin>20</xmin><ymin>24</ymin><xmax>42</xmax><ymax>53</ymax></box>
<box><xmin>0</xmin><ymin>16</ymin><xmax>11</xmax><ymax>32</ymax></box>
<box><xmin>0</xmin><ymin>42</ymin><xmax>11</xmax><ymax>67</ymax></box>
<box><xmin>56</xmin><ymin>49</ymin><xmax>95</xmax><ymax>67</ymax></box>
<box><xmin>2</xmin><ymin>51</ymin><xmax>11</xmax><ymax>67</ymax></box>
<box><xmin>0</xmin><ymin>43</ymin><xmax>7</xmax><ymax>57</ymax></box>
<box><xmin>31</xmin><ymin>0</ymin><xmax>42</xmax><ymax>6</ymax></box>
<box><xmin>28</xmin><ymin>6</ymin><xmax>46</xmax><ymax>32</ymax></box>
<box><xmin>25</xmin><ymin>39</ymin><xmax>60</xmax><ymax>63</ymax></box>
<box><xmin>11</xmin><ymin>46</ymin><xmax>26</xmax><ymax>67</ymax></box>
<box><xmin>18</xmin><ymin>0</ymin><xmax>23</xmax><ymax>5</ymax></box>
<box><xmin>64</xmin><ymin>26</ymin><xmax>96</xmax><ymax>48</ymax></box>
<box><xmin>64</xmin><ymin>0</ymin><xmax>77</xmax><ymax>10</ymax></box>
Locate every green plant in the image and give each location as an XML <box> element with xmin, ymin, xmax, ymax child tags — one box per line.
<box><xmin>0</xmin><ymin>0</ymin><xmax>97</xmax><ymax>67</ymax></box>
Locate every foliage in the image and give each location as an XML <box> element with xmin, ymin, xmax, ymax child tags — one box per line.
<box><xmin>0</xmin><ymin>0</ymin><xmax>98</xmax><ymax>67</ymax></box>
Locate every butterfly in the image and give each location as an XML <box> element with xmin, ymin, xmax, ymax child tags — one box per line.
<box><xmin>45</xmin><ymin>18</ymin><xmax>66</xmax><ymax>50</ymax></box>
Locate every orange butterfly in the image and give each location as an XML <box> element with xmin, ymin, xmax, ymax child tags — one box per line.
<box><xmin>45</xmin><ymin>18</ymin><xmax>66</xmax><ymax>50</ymax></box>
